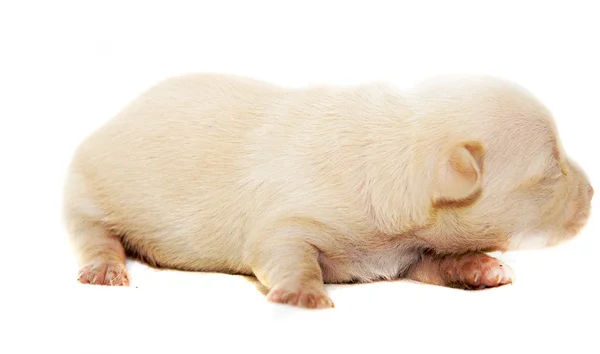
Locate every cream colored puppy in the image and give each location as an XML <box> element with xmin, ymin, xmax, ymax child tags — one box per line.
<box><xmin>63</xmin><ymin>73</ymin><xmax>593</xmax><ymax>309</ymax></box>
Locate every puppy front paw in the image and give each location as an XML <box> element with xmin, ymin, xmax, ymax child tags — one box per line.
<box><xmin>267</xmin><ymin>284</ymin><xmax>334</xmax><ymax>309</ymax></box>
<box><xmin>78</xmin><ymin>261</ymin><xmax>130</xmax><ymax>286</ymax></box>
<box><xmin>441</xmin><ymin>253</ymin><xmax>514</xmax><ymax>290</ymax></box>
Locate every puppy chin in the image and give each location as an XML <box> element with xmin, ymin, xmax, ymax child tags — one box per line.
<box><xmin>507</xmin><ymin>231</ymin><xmax>552</xmax><ymax>250</ymax></box>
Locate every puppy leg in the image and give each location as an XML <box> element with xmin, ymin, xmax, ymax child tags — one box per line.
<box><xmin>67</xmin><ymin>215</ymin><xmax>129</xmax><ymax>286</ymax></box>
<box><xmin>64</xmin><ymin>171</ymin><xmax>129</xmax><ymax>286</ymax></box>
<box><xmin>246</xmin><ymin>219</ymin><xmax>334</xmax><ymax>309</ymax></box>
<box><xmin>406</xmin><ymin>251</ymin><xmax>514</xmax><ymax>290</ymax></box>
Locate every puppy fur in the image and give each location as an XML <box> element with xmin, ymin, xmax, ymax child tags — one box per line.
<box><xmin>63</xmin><ymin>73</ymin><xmax>593</xmax><ymax>308</ymax></box>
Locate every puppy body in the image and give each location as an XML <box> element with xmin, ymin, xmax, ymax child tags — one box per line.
<box><xmin>64</xmin><ymin>73</ymin><xmax>593</xmax><ymax>308</ymax></box>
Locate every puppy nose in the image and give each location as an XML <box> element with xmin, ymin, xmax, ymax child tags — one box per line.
<box><xmin>588</xmin><ymin>184</ymin><xmax>594</xmax><ymax>200</ymax></box>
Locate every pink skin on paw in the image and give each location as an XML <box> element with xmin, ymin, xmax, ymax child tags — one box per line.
<box><xmin>267</xmin><ymin>286</ymin><xmax>334</xmax><ymax>309</ymax></box>
<box><xmin>78</xmin><ymin>261</ymin><xmax>130</xmax><ymax>286</ymax></box>
<box><xmin>442</xmin><ymin>253</ymin><xmax>514</xmax><ymax>290</ymax></box>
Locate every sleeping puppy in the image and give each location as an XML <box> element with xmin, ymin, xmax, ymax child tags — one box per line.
<box><xmin>63</xmin><ymin>73</ymin><xmax>593</xmax><ymax>309</ymax></box>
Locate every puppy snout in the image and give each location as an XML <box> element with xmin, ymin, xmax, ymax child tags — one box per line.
<box><xmin>588</xmin><ymin>184</ymin><xmax>594</xmax><ymax>201</ymax></box>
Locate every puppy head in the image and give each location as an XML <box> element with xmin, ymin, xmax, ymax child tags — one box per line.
<box><xmin>410</xmin><ymin>75</ymin><xmax>593</xmax><ymax>252</ymax></box>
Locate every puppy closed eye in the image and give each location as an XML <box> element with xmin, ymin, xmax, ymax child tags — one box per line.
<box><xmin>523</xmin><ymin>170</ymin><xmax>563</xmax><ymax>192</ymax></box>
<box><xmin>540</xmin><ymin>163</ymin><xmax>567</xmax><ymax>184</ymax></box>
<box><xmin>534</xmin><ymin>174</ymin><xmax>564</xmax><ymax>191</ymax></box>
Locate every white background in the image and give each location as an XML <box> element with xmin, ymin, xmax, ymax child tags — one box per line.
<box><xmin>1</xmin><ymin>1</ymin><xmax>598</xmax><ymax>353</ymax></box>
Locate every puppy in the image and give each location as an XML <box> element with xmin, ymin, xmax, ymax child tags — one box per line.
<box><xmin>63</xmin><ymin>73</ymin><xmax>593</xmax><ymax>309</ymax></box>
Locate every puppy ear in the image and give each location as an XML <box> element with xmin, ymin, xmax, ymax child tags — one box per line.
<box><xmin>432</xmin><ymin>141</ymin><xmax>484</xmax><ymax>204</ymax></box>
